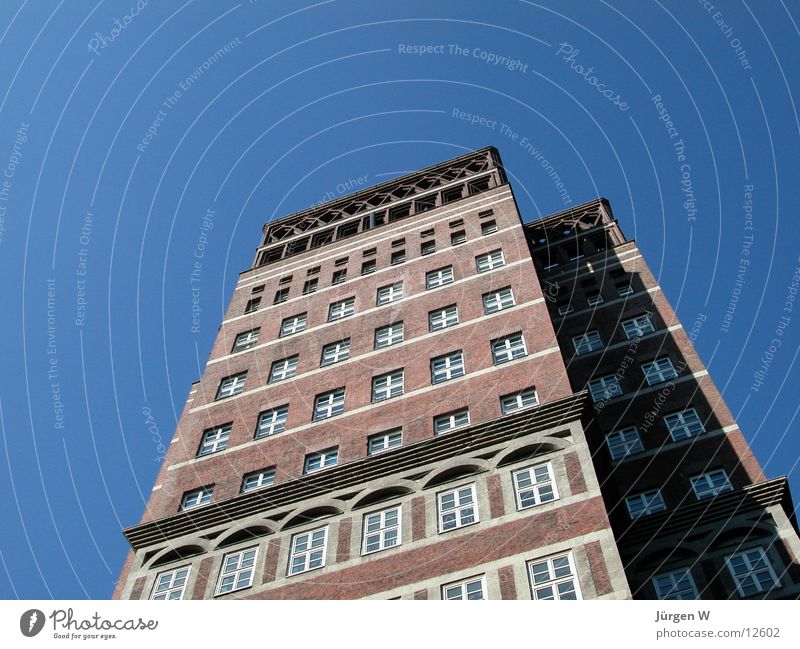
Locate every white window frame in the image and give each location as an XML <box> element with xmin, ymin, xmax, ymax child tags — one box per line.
<box><xmin>376</xmin><ymin>282</ymin><xmax>404</xmax><ymax>305</ymax></box>
<box><xmin>242</xmin><ymin>468</ymin><xmax>275</xmax><ymax>492</ymax></box>
<box><xmin>476</xmin><ymin>249</ymin><xmax>505</xmax><ymax>273</ymax></box>
<box><xmin>691</xmin><ymin>469</ymin><xmax>733</xmax><ymax>499</ymax></box>
<box><xmin>431</xmin><ymin>351</ymin><xmax>465</xmax><ymax>383</ymax></box>
<box><xmin>428</xmin><ymin>305</ymin><xmax>459</xmax><ymax>331</ymax></box>
<box><xmin>500</xmin><ymin>388</ymin><xmax>539</xmax><ymax>414</ymax></box>
<box><xmin>198</xmin><ymin>424</ymin><xmax>231</xmax><ymax>456</ymax></box>
<box><xmin>372</xmin><ymin>370</ymin><xmax>404</xmax><ymax>402</ymax></box>
<box><xmin>588</xmin><ymin>375</ymin><xmax>622</xmax><ymax>402</ymax></box>
<box><xmin>279</xmin><ymin>313</ymin><xmax>307</xmax><ymax>337</ymax></box>
<box><xmin>328</xmin><ymin>297</ymin><xmax>355</xmax><ymax>321</ymax></box>
<box><xmin>215</xmin><ymin>547</ymin><xmax>258</xmax><ymax>595</ymax></box>
<box><xmin>642</xmin><ymin>357</ymin><xmax>678</xmax><ymax>385</ymax></box>
<box><xmin>288</xmin><ymin>527</ymin><xmax>328</xmax><ymax>575</ymax></box>
<box><xmin>232</xmin><ymin>328</ymin><xmax>260</xmax><ymax>352</ymax></box>
<box><xmin>269</xmin><ymin>355</ymin><xmax>298</xmax><ymax>383</ymax></box>
<box><xmin>725</xmin><ymin>547</ymin><xmax>780</xmax><ymax>597</ymax></box>
<box><xmin>320</xmin><ymin>339</ymin><xmax>350</xmax><ymax>366</ymax></box>
<box><xmin>557</xmin><ymin>303</ymin><xmax>574</xmax><ymax>316</ymax></box>
<box><xmin>586</xmin><ymin>293</ymin><xmax>604</xmax><ymax>307</ymax></box>
<box><xmin>622</xmin><ymin>314</ymin><xmax>655</xmax><ymax>339</ymax></box>
<box><xmin>216</xmin><ymin>372</ymin><xmax>246</xmax><ymax>399</ymax></box>
<box><xmin>151</xmin><ymin>567</ymin><xmax>190</xmax><ymax>600</ymax></box>
<box><xmin>513</xmin><ymin>462</ymin><xmax>559</xmax><ymax>510</ymax></box>
<box><xmin>617</xmin><ymin>283</ymin><xmax>634</xmax><ymax>297</ymax></box>
<box><xmin>375</xmin><ymin>322</ymin><xmax>404</xmax><ymax>349</ymax></box>
<box><xmin>605</xmin><ymin>427</ymin><xmax>644</xmax><ymax>460</ymax></box>
<box><xmin>481</xmin><ymin>220</ymin><xmax>498</xmax><ymax>235</ymax></box>
<box><xmin>437</xmin><ymin>483</ymin><xmax>478</xmax><ymax>532</ymax></box>
<box><xmin>304</xmin><ymin>447</ymin><xmax>339</xmax><ymax>473</ymax></box>
<box><xmin>434</xmin><ymin>409</ymin><xmax>470</xmax><ymax>434</ymax></box>
<box><xmin>625</xmin><ymin>489</ymin><xmax>667</xmax><ymax>518</ymax></box>
<box><xmin>491</xmin><ymin>334</ymin><xmax>527</xmax><ymax>364</ymax></box>
<box><xmin>451</xmin><ymin>230</ymin><xmax>467</xmax><ymax>245</ymax></box>
<box><xmin>255</xmin><ymin>405</ymin><xmax>288</xmax><ymax>438</ymax></box>
<box><xmin>572</xmin><ymin>330</ymin><xmax>603</xmax><ymax>355</ymax></box>
<box><xmin>528</xmin><ymin>552</ymin><xmax>582</xmax><ymax>600</ymax></box>
<box><xmin>362</xmin><ymin>506</ymin><xmax>402</xmax><ymax>555</ymax></box>
<box><xmin>313</xmin><ymin>388</ymin><xmax>345</xmax><ymax>420</ymax></box>
<box><xmin>664</xmin><ymin>408</ymin><xmax>705</xmax><ymax>441</ymax></box>
<box><xmin>181</xmin><ymin>486</ymin><xmax>213</xmax><ymax>510</ymax></box>
<box><xmin>483</xmin><ymin>287</ymin><xmax>515</xmax><ymax>314</ymax></box>
<box><xmin>368</xmin><ymin>428</ymin><xmax>403</xmax><ymax>455</ymax></box>
<box><xmin>442</xmin><ymin>575</ymin><xmax>486</xmax><ymax>600</ymax></box>
<box><xmin>652</xmin><ymin>568</ymin><xmax>700</xmax><ymax>600</ymax></box>
<box><xmin>426</xmin><ymin>266</ymin><xmax>454</xmax><ymax>289</ymax></box>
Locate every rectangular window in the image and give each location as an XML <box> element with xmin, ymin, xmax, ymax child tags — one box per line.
<box><xmin>557</xmin><ymin>302</ymin><xmax>574</xmax><ymax>316</ymax></box>
<box><xmin>288</xmin><ymin>527</ymin><xmax>328</xmax><ymax>575</ymax></box>
<box><xmin>572</xmin><ymin>330</ymin><xmax>603</xmax><ymax>355</ymax></box>
<box><xmin>334</xmin><ymin>256</ymin><xmax>348</xmax><ymax>267</ymax></box>
<box><xmin>513</xmin><ymin>462</ymin><xmax>558</xmax><ymax>509</ymax></box>
<box><xmin>664</xmin><ymin>408</ymin><xmax>705</xmax><ymax>441</ymax></box>
<box><xmin>232</xmin><ymin>328</ymin><xmax>260</xmax><ymax>353</ymax></box>
<box><xmin>216</xmin><ymin>548</ymin><xmax>257</xmax><ymax>595</ymax></box>
<box><xmin>269</xmin><ymin>355</ymin><xmax>298</xmax><ymax>383</ymax></box>
<box><xmin>367</xmin><ymin>428</ymin><xmax>402</xmax><ymax>455</ymax></box>
<box><xmin>481</xmin><ymin>220</ymin><xmax>498</xmax><ymax>236</ymax></box>
<box><xmin>431</xmin><ymin>350</ymin><xmax>465</xmax><ymax>383</ymax></box>
<box><xmin>362</xmin><ymin>506</ymin><xmax>401</xmax><ymax>554</ymax></box>
<box><xmin>642</xmin><ymin>357</ymin><xmax>678</xmax><ymax>385</ymax></box>
<box><xmin>653</xmin><ymin>569</ymin><xmax>700</xmax><ymax>600</ymax></box>
<box><xmin>586</xmin><ymin>292</ymin><xmax>604</xmax><ymax>306</ymax></box>
<box><xmin>451</xmin><ymin>230</ymin><xmax>467</xmax><ymax>245</ymax></box>
<box><xmin>302</xmin><ymin>278</ymin><xmax>318</xmax><ymax>295</ymax></box>
<box><xmin>616</xmin><ymin>282</ymin><xmax>634</xmax><ymax>297</ymax></box>
<box><xmin>181</xmin><ymin>486</ymin><xmax>213</xmax><ymax>510</ymax></box>
<box><xmin>726</xmin><ymin>547</ymin><xmax>779</xmax><ymax>597</ymax></box>
<box><xmin>361</xmin><ymin>260</ymin><xmax>377</xmax><ymax>275</ymax></box>
<box><xmin>363</xmin><ymin>247</ymin><xmax>376</xmax><ymax>258</ymax></box>
<box><xmin>255</xmin><ymin>405</ymin><xmax>288</xmax><ymax>438</ymax></box>
<box><xmin>476</xmin><ymin>249</ymin><xmax>505</xmax><ymax>273</ymax></box>
<box><xmin>328</xmin><ymin>297</ymin><xmax>355</xmax><ymax>321</ymax></box>
<box><xmin>313</xmin><ymin>388</ymin><xmax>345</xmax><ymax>420</ymax></box>
<box><xmin>241</xmin><ymin>467</ymin><xmax>275</xmax><ymax>492</ymax></box>
<box><xmin>273</xmin><ymin>288</ymin><xmax>289</xmax><ymax>304</ymax></box>
<box><xmin>280</xmin><ymin>313</ymin><xmax>307</xmax><ymax>337</ymax></box>
<box><xmin>420</xmin><ymin>228</ymin><xmax>435</xmax><ymax>238</ymax></box>
<box><xmin>428</xmin><ymin>305</ymin><xmax>459</xmax><ymax>331</ymax></box>
<box><xmin>528</xmin><ymin>553</ymin><xmax>581</xmax><ymax>600</ymax></box>
<box><xmin>390</xmin><ymin>249</ymin><xmax>406</xmax><ymax>265</ymax></box>
<box><xmin>421</xmin><ymin>241</ymin><xmax>437</xmax><ymax>256</ymax></box>
<box><xmin>320</xmin><ymin>339</ymin><xmax>350</xmax><ymax>366</ymax></box>
<box><xmin>304</xmin><ymin>448</ymin><xmax>339</xmax><ymax>473</ymax></box>
<box><xmin>588</xmin><ymin>375</ymin><xmax>622</xmax><ymax>402</ymax></box>
<box><xmin>478</xmin><ymin>209</ymin><xmax>494</xmax><ymax>218</ymax></box>
<box><xmin>426</xmin><ymin>266</ymin><xmax>454</xmax><ymax>289</ymax></box>
<box><xmin>197</xmin><ymin>424</ymin><xmax>231</xmax><ymax>457</ymax></box>
<box><xmin>376</xmin><ymin>282</ymin><xmax>404</xmax><ymax>305</ymax></box>
<box><xmin>278</xmin><ymin>275</ymin><xmax>292</xmax><ymax>285</ymax></box>
<box><xmin>491</xmin><ymin>334</ymin><xmax>527</xmax><ymax>364</ymax></box>
<box><xmin>151</xmin><ymin>567</ymin><xmax>190</xmax><ymax>600</ymax></box>
<box><xmin>483</xmin><ymin>287</ymin><xmax>515</xmax><ymax>314</ymax></box>
<box><xmin>244</xmin><ymin>297</ymin><xmax>261</xmax><ymax>314</ymax></box>
<box><xmin>216</xmin><ymin>372</ymin><xmax>246</xmax><ymax>399</ymax></box>
<box><xmin>622</xmin><ymin>314</ymin><xmax>655</xmax><ymax>338</ymax></box>
<box><xmin>251</xmin><ymin>284</ymin><xmax>265</xmax><ymax>293</ymax></box>
<box><xmin>437</xmin><ymin>483</ymin><xmax>478</xmax><ymax>532</ymax></box>
<box><xmin>449</xmin><ymin>218</ymin><xmax>464</xmax><ymax>228</ymax></box>
<box><xmin>307</xmin><ymin>265</ymin><xmax>320</xmax><ymax>275</ymax></box>
<box><xmin>605</xmin><ymin>427</ymin><xmax>644</xmax><ymax>460</ymax></box>
<box><xmin>434</xmin><ymin>409</ymin><xmax>470</xmax><ymax>434</ymax></box>
<box><xmin>332</xmin><ymin>269</ymin><xmax>347</xmax><ymax>285</ymax></box>
<box><xmin>372</xmin><ymin>369</ymin><xmax>404</xmax><ymax>402</ymax></box>
<box><xmin>391</xmin><ymin>238</ymin><xmax>405</xmax><ymax>248</ymax></box>
<box><xmin>691</xmin><ymin>469</ymin><xmax>733</xmax><ymax>499</ymax></box>
<box><xmin>375</xmin><ymin>322</ymin><xmax>404</xmax><ymax>349</ymax></box>
<box><xmin>442</xmin><ymin>575</ymin><xmax>485</xmax><ymax>600</ymax></box>
<box><xmin>500</xmin><ymin>388</ymin><xmax>539</xmax><ymax>414</ymax></box>
<box><xmin>442</xmin><ymin>186</ymin><xmax>463</xmax><ymax>203</ymax></box>
<box><xmin>626</xmin><ymin>489</ymin><xmax>667</xmax><ymax>518</ymax></box>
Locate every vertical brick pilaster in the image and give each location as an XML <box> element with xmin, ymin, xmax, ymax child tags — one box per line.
<box><xmin>129</xmin><ymin>576</ymin><xmax>146</xmax><ymax>600</ymax></box>
<box><xmin>262</xmin><ymin>538</ymin><xmax>282</xmax><ymax>584</ymax></box>
<box><xmin>192</xmin><ymin>557</ymin><xmax>214</xmax><ymax>599</ymax></box>
<box><xmin>564</xmin><ymin>451</ymin><xmax>587</xmax><ymax>495</ymax></box>
<box><xmin>336</xmin><ymin>518</ymin><xmax>352</xmax><ymax>563</ymax></box>
<box><xmin>584</xmin><ymin>541</ymin><xmax>612</xmax><ymax>596</ymax></box>
<box><xmin>412</xmin><ymin>496</ymin><xmax>426</xmax><ymax>541</ymax></box>
<box><xmin>413</xmin><ymin>588</ymin><xmax>428</xmax><ymax>600</ymax></box>
<box><xmin>487</xmin><ymin>473</ymin><xmax>505</xmax><ymax>518</ymax></box>
<box><xmin>498</xmin><ymin>565</ymin><xmax>517</xmax><ymax>599</ymax></box>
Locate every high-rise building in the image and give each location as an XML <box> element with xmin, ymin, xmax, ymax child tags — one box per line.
<box><xmin>115</xmin><ymin>147</ymin><xmax>800</xmax><ymax>600</ymax></box>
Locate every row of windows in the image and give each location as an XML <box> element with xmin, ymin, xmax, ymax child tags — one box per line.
<box><xmin>183</xmin><ymin>389</ymin><xmax>540</xmax><ymax>509</ymax></box>
<box><xmin>555</xmin><ymin>268</ymin><xmax>634</xmax><ymax>315</ymax></box>
<box><xmin>570</xmin><ymin>312</ymin><xmax>656</xmax><ymax>355</ymax></box>
<box><xmin>604</xmin><ymin>408</ymin><xmax>707</xmax><ymax>459</ymax></box>
<box><xmin>586</xmin><ymin>355</ymin><xmax>682</xmax><ymax>403</ymax></box>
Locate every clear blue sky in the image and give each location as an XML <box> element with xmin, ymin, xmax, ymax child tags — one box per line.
<box><xmin>0</xmin><ymin>0</ymin><xmax>798</xmax><ymax>599</ymax></box>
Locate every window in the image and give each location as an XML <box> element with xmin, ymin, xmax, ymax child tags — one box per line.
<box><xmin>363</xmin><ymin>247</ymin><xmax>376</xmax><ymax>258</ymax></box>
<box><xmin>244</xmin><ymin>297</ymin><xmax>261</xmax><ymax>313</ymax></box>
<box><xmin>431</xmin><ymin>350</ymin><xmax>465</xmax><ymax>383</ymax></box>
<box><xmin>242</xmin><ymin>467</ymin><xmax>275</xmax><ymax>492</ymax></box>
<box><xmin>451</xmin><ymin>230</ymin><xmax>467</xmax><ymax>245</ymax></box>
<box><xmin>302</xmin><ymin>278</ymin><xmax>318</xmax><ymax>295</ymax></box>
<box><xmin>437</xmin><ymin>484</ymin><xmax>478</xmax><ymax>532</ymax></box>
<box><xmin>588</xmin><ymin>375</ymin><xmax>622</xmax><ymax>402</ymax></box>
<box><xmin>307</xmin><ymin>265</ymin><xmax>320</xmax><ymax>275</ymax></box>
<box><xmin>334</xmin><ymin>256</ymin><xmax>348</xmax><ymax>267</ymax></box>
<box><xmin>273</xmin><ymin>287</ymin><xmax>289</xmax><ymax>304</ymax></box>
<box><xmin>622</xmin><ymin>314</ymin><xmax>654</xmax><ymax>338</ymax></box>
<box><xmin>442</xmin><ymin>186</ymin><xmax>463</xmax><ymax>203</ymax></box>
<box><xmin>449</xmin><ymin>218</ymin><xmax>464</xmax><ymax>228</ymax></box>
<box><xmin>278</xmin><ymin>275</ymin><xmax>292</xmax><ymax>285</ymax></box>
<box><xmin>481</xmin><ymin>220</ymin><xmax>498</xmax><ymax>235</ymax></box>
<box><xmin>691</xmin><ymin>469</ymin><xmax>733</xmax><ymax>499</ymax></box>
<box><xmin>426</xmin><ymin>266</ymin><xmax>454</xmax><ymax>289</ymax></box>
<box><xmin>420</xmin><ymin>228</ymin><xmax>435</xmax><ymax>238</ymax></box>
<box><xmin>372</xmin><ymin>369</ymin><xmax>404</xmax><ymax>402</ymax></box>
<box><xmin>181</xmin><ymin>486</ymin><xmax>213</xmax><ymax>510</ymax></box>
<box><xmin>421</xmin><ymin>240</ymin><xmax>436</xmax><ymax>256</ymax></box>
<box><xmin>625</xmin><ymin>489</ymin><xmax>667</xmax><ymax>518</ymax></box>
<box><xmin>528</xmin><ymin>553</ymin><xmax>581</xmax><ymax>600</ymax></box>
<box><xmin>653</xmin><ymin>569</ymin><xmax>700</xmax><ymax>600</ymax></box>
<box><xmin>572</xmin><ymin>330</ymin><xmax>603</xmax><ymax>355</ymax></box>
<box><xmin>232</xmin><ymin>328</ymin><xmax>259</xmax><ymax>353</ymax></box>
<box><xmin>491</xmin><ymin>334</ymin><xmax>527</xmax><ymax>364</ymax></box>
<box><xmin>478</xmin><ymin>209</ymin><xmax>494</xmax><ymax>218</ymax></box>
<box><xmin>361</xmin><ymin>260</ymin><xmax>376</xmax><ymax>275</ymax></box>
<box><xmin>328</xmin><ymin>297</ymin><xmax>355</xmax><ymax>321</ymax></box>
<box><xmin>500</xmin><ymin>388</ymin><xmax>539</xmax><ymax>414</ymax></box>
<box><xmin>557</xmin><ymin>302</ymin><xmax>574</xmax><ymax>316</ymax></box>
<box><xmin>304</xmin><ymin>447</ymin><xmax>339</xmax><ymax>473</ymax></box>
<box><xmin>428</xmin><ymin>305</ymin><xmax>459</xmax><ymax>331</ymax></box>
<box><xmin>151</xmin><ymin>567</ymin><xmax>190</xmax><ymax>600</ymax></box>
<box><xmin>313</xmin><ymin>388</ymin><xmax>345</xmax><ymax>420</ymax></box>
<box><xmin>483</xmin><ymin>287</ymin><xmax>515</xmax><ymax>314</ymax></box>
<box><xmin>216</xmin><ymin>372</ymin><xmax>246</xmax><ymax>399</ymax></box>
<box><xmin>362</xmin><ymin>506</ymin><xmax>401</xmax><ymax>554</ymax></box>
<box><xmin>605</xmin><ymin>427</ymin><xmax>644</xmax><ymax>460</ymax></box>
<box><xmin>513</xmin><ymin>462</ymin><xmax>558</xmax><ymax>509</ymax></box>
<box><xmin>726</xmin><ymin>547</ymin><xmax>779</xmax><ymax>597</ymax></box>
<box><xmin>280</xmin><ymin>313</ymin><xmax>307</xmax><ymax>336</ymax></box>
<box><xmin>320</xmin><ymin>339</ymin><xmax>350</xmax><ymax>366</ymax></box>
<box><xmin>216</xmin><ymin>548</ymin><xmax>257</xmax><ymax>595</ymax></box>
<box><xmin>476</xmin><ymin>249</ymin><xmax>505</xmax><ymax>273</ymax></box>
<box><xmin>255</xmin><ymin>406</ymin><xmax>288</xmax><ymax>438</ymax></box>
<box><xmin>434</xmin><ymin>409</ymin><xmax>469</xmax><ymax>434</ymax></box>
<box><xmin>368</xmin><ymin>428</ymin><xmax>402</xmax><ymax>455</ymax></box>
<box><xmin>251</xmin><ymin>284</ymin><xmax>265</xmax><ymax>294</ymax></box>
<box><xmin>377</xmin><ymin>282</ymin><xmax>404</xmax><ymax>305</ymax></box>
<box><xmin>288</xmin><ymin>527</ymin><xmax>328</xmax><ymax>575</ymax></box>
<box><xmin>642</xmin><ymin>357</ymin><xmax>678</xmax><ymax>385</ymax></box>
<box><xmin>375</xmin><ymin>322</ymin><xmax>404</xmax><ymax>349</ymax></box>
<box><xmin>442</xmin><ymin>575</ymin><xmax>485</xmax><ymax>600</ymax></box>
<box><xmin>198</xmin><ymin>424</ymin><xmax>231</xmax><ymax>456</ymax></box>
<box><xmin>391</xmin><ymin>249</ymin><xmax>405</xmax><ymax>265</ymax></box>
<box><xmin>391</xmin><ymin>238</ymin><xmax>405</xmax><ymax>247</ymax></box>
<box><xmin>269</xmin><ymin>355</ymin><xmax>298</xmax><ymax>383</ymax></box>
<box><xmin>332</xmin><ymin>269</ymin><xmax>347</xmax><ymax>285</ymax></box>
<box><xmin>617</xmin><ymin>281</ymin><xmax>634</xmax><ymax>297</ymax></box>
<box><xmin>664</xmin><ymin>408</ymin><xmax>705</xmax><ymax>441</ymax></box>
<box><xmin>586</xmin><ymin>292</ymin><xmax>604</xmax><ymax>307</ymax></box>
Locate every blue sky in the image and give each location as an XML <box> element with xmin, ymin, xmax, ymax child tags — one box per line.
<box><xmin>0</xmin><ymin>0</ymin><xmax>798</xmax><ymax>599</ymax></box>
